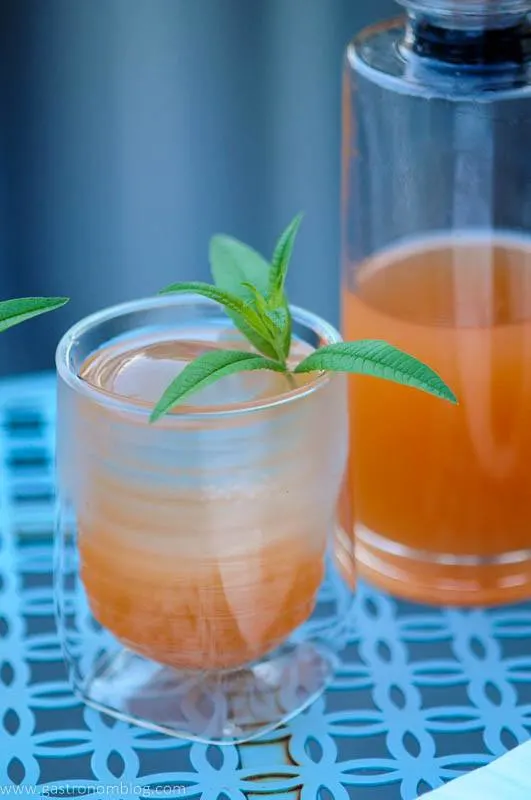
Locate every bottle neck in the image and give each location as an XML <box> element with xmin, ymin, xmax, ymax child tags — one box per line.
<box><xmin>398</xmin><ymin>0</ymin><xmax>531</xmax><ymax>64</ymax></box>
<box><xmin>398</xmin><ymin>1</ymin><xmax>531</xmax><ymax>29</ymax></box>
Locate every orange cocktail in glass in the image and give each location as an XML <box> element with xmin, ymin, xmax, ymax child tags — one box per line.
<box><xmin>55</xmin><ymin>295</ymin><xmax>352</xmax><ymax>741</ymax></box>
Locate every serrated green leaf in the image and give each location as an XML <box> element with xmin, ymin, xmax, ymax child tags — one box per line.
<box><xmin>150</xmin><ymin>349</ymin><xmax>287</xmax><ymax>422</ymax></box>
<box><xmin>210</xmin><ymin>235</ymin><xmax>270</xmax><ymax>299</ymax></box>
<box><xmin>231</xmin><ymin>315</ymin><xmax>280</xmax><ymax>361</ymax></box>
<box><xmin>268</xmin><ymin>303</ymin><xmax>292</xmax><ymax>360</ymax></box>
<box><xmin>241</xmin><ymin>281</ymin><xmax>270</xmax><ymax>317</ymax></box>
<box><xmin>159</xmin><ymin>281</ymin><xmax>252</xmax><ymax>318</ymax></box>
<box><xmin>241</xmin><ymin>283</ymin><xmax>291</xmax><ymax>363</ymax></box>
<box><xmin>158</xmin><ymin>281</ymin><xmax>279</xmax><ymax>361</ymax></box>
<box><xmin>294</xmin><ymin>340</ymin><xmax>457</xmax><ymax>404</ymax></box>
<box><xmin>269</xmin><ymin>213</ymin><xmax>303</xmax><ymax>298</ymax></box>
<box><xmin>0</xmin><ymin>297</ymin><xmax>69</xmax><ymax>333</ymax></box>
<box><xmin>209</xmin><ymin>239</ymin><xmax>273</xmax><ymax>361</ymax></box>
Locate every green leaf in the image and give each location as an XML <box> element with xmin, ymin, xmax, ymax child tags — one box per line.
<box><xmin>150</xmin><ymin>349</ymin><xmax>287</xmax><ymax>422</ymax></box>
<box><xmin>241</xmin><ymin>281</ymin><xmax>271</xmax><ymax>318</ymax></box>
<box><xmin>294</xmin><ymin>340</ymin><xmax>458</xmax><ymax>404</ymax></box>
<box><xmin>268</xmin><ymin>303</ymin><xmax>292</xmax><ymax>361</ymax></box>
<box><xmin>269</xmin><ymin>213</ymin><xmax>303</xmax><ymax>298</ymax></box>
<box><xmin>0</xmin><ymin>297</ymin><xmax>69</xmax><ymax>333</ymax></box>
<box><xmin>210</xmin><ymin>235</ymin><xmax>270</xmax><ymax>299</ymax></box>
<box><xmin>209</xmin><ymin>239</ymin><xmax>272</xmax><ymax>361</ymax></box>
<box><xmin>241</xmin><ymin>283</ymin><xmax>291</xmax><ymax>363</ymax></box>
<box><xmin>158</xmin><ymin>281</ymin><xmax>279</xmax><ymax>361</ymax></box>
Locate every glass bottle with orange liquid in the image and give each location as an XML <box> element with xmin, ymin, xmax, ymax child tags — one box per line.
<box><xmin>342</xmin><ymin>0</ymin><xmax>531</xmax><ymax>604</ymax></box>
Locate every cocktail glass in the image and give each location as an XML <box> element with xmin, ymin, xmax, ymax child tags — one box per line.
<box><xmin>54</xmin><ymin>294</ymin><xmax>353</xmax><ymax>743</ymax></box>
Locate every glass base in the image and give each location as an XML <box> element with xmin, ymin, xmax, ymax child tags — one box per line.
<box><xmin>73</xmin><ymin>641</ymin><xmax>335</xmax><ymax>744</ymax></box>
<box><xmin>57</xmin><ymin>511</ymin><xmax>353</xmax><ymax>745</ymax></box>
<box><xmin>356</xmin><ymin>526</ymin><xmax>531</xmax><ymax>606</ymax></box>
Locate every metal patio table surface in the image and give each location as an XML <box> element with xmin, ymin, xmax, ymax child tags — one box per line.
<box><xmin>0</xmin><ymin>373</ymin><xmax>530</xmax><ymax>800</ymax></box>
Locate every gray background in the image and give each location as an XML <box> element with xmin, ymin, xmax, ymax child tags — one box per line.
<box><xmin>0</xmin><ymin>0</ymin><xmax>396</xmax><ymax>374</ymax></box>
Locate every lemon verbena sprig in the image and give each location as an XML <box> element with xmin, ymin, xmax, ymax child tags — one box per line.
<box><xmin>150</xmin><ymin>215</ymin><xmax>456</xmax><ymax>423</ymax></box>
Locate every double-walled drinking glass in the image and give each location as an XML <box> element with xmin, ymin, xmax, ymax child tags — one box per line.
<box><xmin>54</xmin><ymin>295</ymin><xmax>353</xmax><ymax>743</ymax></box>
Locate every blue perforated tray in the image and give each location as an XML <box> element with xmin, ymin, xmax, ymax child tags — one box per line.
<box><xmin>0</xmin><ymin>373</ymin><xmax>530</xmax><ymax>799</ymax></box>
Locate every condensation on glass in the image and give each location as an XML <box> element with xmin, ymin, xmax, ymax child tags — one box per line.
<box><xmin>342</xmin><ymin>0</ymin><xmax>531</xmax><ymax>604</ymax></box>
<box><xmin>54</xmin><ymin>295</ymin><xmax>353</xmax><ymax>743</ymax></box>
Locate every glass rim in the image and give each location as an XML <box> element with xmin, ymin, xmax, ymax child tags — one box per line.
<box><xmin>55</xmin><ymin>294</ymin><xmax>342</xmax><ymax>422</ymax></box>
<box><xmin>395</xmin><ymin>0</ymin><xmax>531</xmax><ymax>14</ymax></box>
